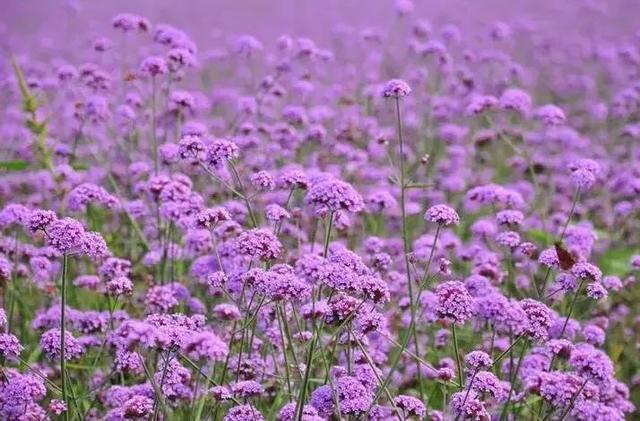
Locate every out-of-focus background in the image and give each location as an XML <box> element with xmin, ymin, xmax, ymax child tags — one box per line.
<box><xmin>1</xmin><ymin>0</ymin><xmax>639</xmax><ymax>55</ymax></box>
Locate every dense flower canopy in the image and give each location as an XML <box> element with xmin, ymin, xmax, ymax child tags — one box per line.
<box><xmin>0</xmin><ymin>0</ymin><xmax>638</xmax><ymax>420</ymax></box>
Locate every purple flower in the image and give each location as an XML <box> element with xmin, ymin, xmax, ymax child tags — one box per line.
<box><xmin>520</xmin><ymin>299</ymin><xmax>552</xmax><ymax>340</ymax></box>
<box><xmin>178</xmin><ymin>134</ymin><xmax>205</xmax><ymax>159</ymax></box>
<box><xmin>277</xmin><ymin>402</ymin><xmax>323</xmax><ymax>421</ymax></box>
<box><xmin>602</xmin><ymin>275</ymin><xmax>623</xmax><ymax>291</ymax></box>
<box><xmin>205</xmin><ymin>138</ymin><xmax>240</xmax><ymax>169</ymax></box>
<box><xmin>81</xmin><ymin>231</ymin><xmax>110</xmax><ymax>259</ymax></box>
<box><xmin>237</xmin><ymin>229</ymin><xmax>282</xmax><ymax>261</ymax></box>
<box><xmin>382</xmin><ymin>79</ymin><xmax>411</xmax><ymax>97</ymax></box>
<box><xmin>568</xmin><ymin>158</ymin><xmax>601</xmax><ymax>190</ymax></box>
<box><xmin>306</xmin><ymin>177</ymin><xmax>364</xmax><ymax>214</ymax></box>
<box><xmin>435</xmin><ymin>281</ymin><xmax>473</xmax><ymax>324</ymax></box>
<box><xmin>496</xmin><ymin>209</ymin><xmax>524</xmax><ymax>226</ymax></box>
<box><xmin>231</xmin><ymin>380</ymin><xmax>264</xmax><ymax>398</ymax></box>
<box><xmin>571</xmin><ymin>262</ymin><xmax>602</xmax><ymax>282</ymax></box>
<box><xmin>265</xmin><ymin>204</ymin><xmax>291</xmax><ymax>222</ymax></box>
<box><xmin>336</xmin><ymin>376</ymin><xmax>372</xmax><ymax>415</ymax></box>
<box><xmin>194</xmin><ymin>207</ymin><xmax>231</xmax><ymax>229</ymax></box>
<box><xmin>449</xmin><ymin>390</ymin><xmax>489</xmax><ymax>420</ymax></box>
<box><xmin>123</xmin><ymin>395</ymin><xmax>153</xmax><ymax>418</ymax></box>
<box><xmin>183</xmin><ymin>331</ymin><xmax>229</xmax><ymax>361</ymax></box>
<box><xmin>571</xmin><ymin>401</ymin><xmax>624</xmax><ymax>421</ymax></box>
<box><xmin>106</xmin><ymin>276</ymin><xmax>133</xmax><ymax>296</ymax></box>
<box><xmin>472</xmin><ymin>370</ymin><xmax>505</xmax><ymax>400</ymax></box>
<box><xmin>145</xmin><ymin>285</ymin><xmax>180</xmax><ymax>313</ymax></box>
<box><xmin>309</xmin><ymin>385</ymin><xmax>334</xmax><ymax>418</ymax></box>
<box><xmin>27</xmin><ymin>209</ymin><xmax>57</xmax><ymax>233</ymax></box>
<box><xmin>140</xmin><ymin>56</ymin><xmax>168</xmax><ymax>76</ymax></box>
<box><xmin>67</xmin><ymin>183</ymin><xmax>119</xmax><ymax>212</ymax></box>
<box><xmin>209</xmin><ymin>386</ymin><xmax>232</xmax><ymax>401</ymax></box>
<box><xmin>582</xmin><ymin>324</ymin><xmax>606</xmax><ymax>346</ymax></box>
<box><xmin>466</xmin><ymin>94</ymin><xmax>498</xmax><ymax>115</ymax></box>
<box><xmin>394</xmin><ymin>395</ymin><xmax>426</xmax><ymax>418</ymax></box>
<box><xmin>0</xmin><ymin>204</ymin><xmax>30</xmax><ymax>228</ymax></box>
<box><xmin>538</xmin><ymin>247</ymin><xmax>559</xmax><ymax>269</ymax></box>
<box><xmin>586</xmin><ymin>282</ymin><xmax>608</xmax><ymax>300</ymax></box>
<box><xmin>499</xmin><ymin>88</ymin><xmax>531</xmax><ymax>115</ymax></box>
<box><xmin>40</xmin><ymin>329</ymin><xmax>84</xmax><ymax>360</ymax></box>
<box><xmin>250</xmin><ymin>170</ymin><xmax>275</xmax><ymax>191</ymax></box>
<box><xmin>569</xmin><ymin>343</ymin><xmax>614</xmax><ymax>381</ymax></box>
<box><xmin>48</xmin><ymin>399</ymin><xmax>67</xmax><ymax>415</ymax></box>
<box><xmin>545</xmin><ymin>339</ymin><xmax>575</xmax><ymax>358</ymax></box>
<box><xmin>276</xmin><ymin>167</ymin><xmax>309</xmax><ymax>190</ymax></box>
<box><xmin>224</xmin><ymin>404</ymin><xmax>264</xmax><ymax>421</ymax></box>
<box><xmin>539</xmin><ymin>371</ymin><xmax>590</xmax><ymax>408</ymax></box>
<box><xmin>112</xmin><ymin>13</ymin><xmax>149</xmax><ymax>32</ymax></box>
<box><xmin>47</xmin><ymin>217</ymin><xmax>85</xmax><ymax>254</ymax></box>
<box><xmin>0</xmin><ymin>333</ymin><xmax>23</xmax><ymax>361</ymax></box>
<box><xmin>535</xmin><ymin>104</ymin><xmax>566</xmax><ymax>126</ymax></box>
<box><xmin>465</xmin><ymin>350</ymin><xmax>493</xmax><ymax>370</ymax></box>
<box><xmin>495</xmin><ymin>231</ymin><xmax>520</xmax><ymax>248</ymax></box>
<box><xmin>425</xmin><ymin>204</ymin><xmax>460</xmax><ymax>226</ymax></box>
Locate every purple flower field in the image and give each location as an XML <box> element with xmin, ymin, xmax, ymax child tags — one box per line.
<box><xmin>1</xmin><ymin>0</ymin><xmax>640</xmax><ymax>419</ymax></box>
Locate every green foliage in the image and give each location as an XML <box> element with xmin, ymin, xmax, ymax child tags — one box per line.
<box><xmin>0</xmin><ymin>160</ymin><xmax>29</xmax><ymax>171</ymax></box>
<box><xmin>599</xmin><ymin>248</ymin><xmax>635</xmax><ymax>277</ymax></box>
<box><xmin>11</xmin><ymin>56</ymin><xmax>55</xmax><ymax>174</ymax></box>
<box><xmin>527</xmin><ymin>229</ymin><xmax>554</xmax><ymax>247</ymax></box>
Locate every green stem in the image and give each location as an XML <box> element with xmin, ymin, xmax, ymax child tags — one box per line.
<box><xmin>500</xmin><ymin>339</ymin><xmax>528</xmax><ymax>420</ymax></box>
<box><xmin>276</xmin><ymin>307</ymin><xmax>293</xmax><ymax>397</ymax></box>
<box><xmin>558</xmin><ymin>378</ymin><xmax>589</xmax><ymax>421</ymax></box>
<box><xmin>295</xmin><ymin>212</ymin><xmax>334</xmax><ymax>420</ymax></box>
<box><xmin>395</xmin><ymin>96</ymin><xmax>425</xmax><ymax>399</ymax></box>
<box><xmin>490</xmin><ymin>334</ymin><xmax>525</xmax><ymax>369</ymax></box>
<box><xmin>364</xmin><ymin>226</ymin><xmax>443</xmax><ymax>416</ymax></box>
<box><xmin>452</xmin><ymin>324</ymin><xmax>464</xmax><ymax>391</ymax></box>
<box><xmin>539</xmin><ymin>188</ymin><xmax>581</xmax><ymax>297</ymax></box>
<box><xmin>454</xmin><ymin>369</ymin><xmax>478</xmax><ymax>421</ymax></box>
<box><xmin>60</xmin><ymin>253</ymin><xmax>69</xmax><ymax>421</ymax></box>
<box><xmin>229</xmin><ymin>162</ymin><xmax>258</xmax><ymax>227</ymax></box>
<box><xmin>151</xmin><ymin>76</ymin><xmax>159</xmax><ymax>174</ymax></box>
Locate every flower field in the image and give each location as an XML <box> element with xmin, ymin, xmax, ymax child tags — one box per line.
<box><xmin>1</xmin><ymin>1</ymin><xmax>639</xmax><ymax>419</ymax></box>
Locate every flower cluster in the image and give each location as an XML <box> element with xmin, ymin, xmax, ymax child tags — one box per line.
<box><xmin>0</xmin><ymin>2</ymin><xmax>637</xmax><ymax>420</ymax></box>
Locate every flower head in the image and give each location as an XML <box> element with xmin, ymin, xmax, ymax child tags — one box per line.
<box><xmin>382</xmin><ymin>79</ymin><xmax>412</xmax><ymax>98</ymax></box>
<box><xmin>425</xmin><ymin>204</ymin><xmax>460</xmax><ymax>226</ymax></box>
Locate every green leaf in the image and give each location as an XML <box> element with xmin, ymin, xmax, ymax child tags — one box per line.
<box><xmin>71</xmin><ymin>162</ymin><xmax>88</xmax><ymax>171</ymax></box>
<box><xmin>527</xmin><ymin>229</ymin><xmax>553</xmax><ymax>246</ymax></box>
<box><xmin>599</xmin><ymin>248</ymin><xmax>635</xmax><ymax>277</ymax></box>
<box><xmin>0</xmin><ymin>160</ymin><xmax>29</xmax><ymax>171</ymax></box>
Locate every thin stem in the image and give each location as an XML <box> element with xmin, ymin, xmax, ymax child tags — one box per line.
<box><xmin>451</xmin><ymin>324</ymin><xmax>464</xmax><ymax>391</ymax></box>
<box><xmin>348</xmin><ymin>328</ymin><xmax>402</xmax><ymax>418</ymax></box>
<box><xmin>543</xmin><ymin>278</ymin><xmax>587</xmax><ymax>385</ymax></box>
<box><xmin>419</xmin><ymin>224</ymin><xmax>442</xmax><ymax>286</ymax></box>
<box><xmin>295</xmin><ymin>212</ymin><xmax>334</xmax><ymax>420</ymax></box>
<box><xmin>558</xmin><ymin>278</ymin><xmax>586</xmax><ymax>340</ymax></box>
<box><xmin>364</xmin><ymin>226</ymin><xmax>443</xmax><ymax>415</ymax></box>
<box><xmin>500</xmin><ymin>339</ymin><xmax>528</xmax><ymax>420</ymax></box>
<box><xmin>454</xmin><ymin>369</ymin><xmax>478</xmax><ymax>421</ymax></box>
<box><xmin>558</xmin><ymin>378</ymin><xmax>589</xmax><ymax>421</ymax></box>
<box><xmin>229</xmin><ymin>162</ymin><xmax>258</xmax><ymax>227</ymax></box>
<box><xmin>151</xmin><ymin>76</ymin><xmax>159</xmax><ymax>174</ymax></box>
<box><xmin>276</xmin><ymin>306</ymin><xmax>293</xmax><ymax>396</ymax></box>
<box><xmin>395</xmin><ymin>95</ymin><xmax>425</xmax><ymax>399</ymax></box>
<box><xmin>490</xmin><ymin>334</ymin><xmax>525</xmax><ymax>369</ymax></box>
<box><xmin>60</xmin><ymin>253</ymin><xmax>69</xmax><ymax>421</ymax></box>
<box><xmin>559</xmin><ymin>188</ymin><xmax>581</xmax><ymax>241</ymax></box>
<box><xmin>538</xmin><ymin>187</ymin><xmax>581</xmax><ymax>297</ymax></box>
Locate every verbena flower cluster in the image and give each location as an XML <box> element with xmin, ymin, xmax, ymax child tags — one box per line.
<box><xmin>0</xmin><ymin>1</ymin><xmax>639</xmax><ymax>420</ymax></box>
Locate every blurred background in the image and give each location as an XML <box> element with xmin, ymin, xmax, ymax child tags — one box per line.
<box><xmin>1</xmin><ymin>0</ymin><xmax>639</xmax><ymax>56</ymax></box>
